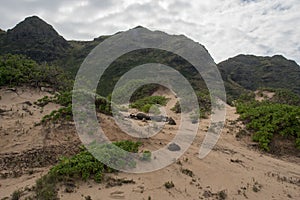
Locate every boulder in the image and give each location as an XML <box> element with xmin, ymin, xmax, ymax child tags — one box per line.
<box><xmin>136</xmin><ymin>113</ymin><xmax>151</xmax><ymax>120</ymax></box>
<box><xmin>168</xmin><ymin>117</ymin><xmax>176</xmax><ymax>125</ymax></box>
<box><xmin>168</xmin><ymin>143</ymin><xmax>181</xmax><ymax>151</ymax></box>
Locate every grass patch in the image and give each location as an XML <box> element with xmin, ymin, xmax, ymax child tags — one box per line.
<box><xmin>130</xmin><ymin>96</ymin><xmax>168</xmax><ymax>112</ymax></box>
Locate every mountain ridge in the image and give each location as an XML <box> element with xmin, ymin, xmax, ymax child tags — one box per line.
<box><xmin>0</xmin><ymin>16</ymin><xmax>70</xmax><ymax>62</ymax></box>
<box><xmin>1</xmin><ymin>16</ymin><xmax>300</xmax><ymax>101</ymax></box>
<box><xmin>218</xmin><ymin>54</ymin><xmax>300</xmax><ymax>96</ymax></box>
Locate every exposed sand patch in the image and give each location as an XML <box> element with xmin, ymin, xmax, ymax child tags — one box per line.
<box><xmin>255</xmin><ymin>90</ymin><xmax>275</xmax><ymax>102</ymax></box>
<box><xmin>0</xmin><ymin>86</ymin><xmax>299</xmax><ymax>200</ymax></box>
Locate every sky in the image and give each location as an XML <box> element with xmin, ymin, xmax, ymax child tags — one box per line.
<box><xmin>0</xmin><ymin>0</ymin><xmax>299</xmax><ymax>64</ymax></box>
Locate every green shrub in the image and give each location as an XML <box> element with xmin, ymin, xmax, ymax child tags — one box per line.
<box><xmin>140</xmin><ymin>150</ymin><xmax>151</xmax><ymax>161</ymax></box>
<box><xmin>0</xmin><ymin>54</ymin><xmax>72</xmax><ymax>90</ymax></box>
<box><xmin>270</xmin><ymin>89</ymin><xmax>300</xmax><ymax>106</ymax></box>
<box><xmin>49</xmin><ymin>141</ymin><xmax>142</xmax><ymax>182</ymax></box>
<box><xmin>130</xmin><ymin>96</ymin><xmax>168</xmax><ymax>112</ymax></box>
<box><xmin>35</xmin><ymin>141</ymin><xmax>141</xmax><ymax>200</ymax></box>
<box><xmin>141</xmin><ymin>104</ymin><xmax>160</xmax><ymax>114</ymax></box>
<box><xmin>11</xmin><ymin>190</ymin><xmax>22</xmax><ymax>200</ymax></box>
<box><xmin>40</xmin><ymin>91</ymin><xmax>114</xmax><ymax>123</ymax></box>
<box><xmin>41</xmin><ymin>105</ymin><xmax>72</xmax><ymax>123</ymax></box>
<box><xmin>164</xmin><ymin>181</ymin><xmax>175</xmax><ymax>189</ymax></box>
<box><xmin>236</xmin><ymin>101</ymin><xmax>300</xmax><ymax>151</ymax></box>
<box><xmin>171</xmin><ymin>101</ymin><xmax>181</xmax><ymax>113</ymax></box>
<box><xmin>35</xmin><ymin>174</ymin><xmax>58</xmax><ymax>200</ymax></box>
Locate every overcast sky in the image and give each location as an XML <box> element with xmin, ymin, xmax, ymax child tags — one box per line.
<box><xmin>0</xmin><ymin>0</ymin><xmax>299</xmax><ymax>64</ymax></box>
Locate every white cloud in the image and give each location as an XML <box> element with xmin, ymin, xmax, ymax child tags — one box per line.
<box><xmin>0</xmin><ymin>0</ymin><xmax>299</xmax><ymax>64</ymax></box>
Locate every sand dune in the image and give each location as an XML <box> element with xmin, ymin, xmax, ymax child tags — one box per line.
<box><xmin>0</xmin><ymin>87</ymin><xmax>299</xmax><ymax>200</ymax></box>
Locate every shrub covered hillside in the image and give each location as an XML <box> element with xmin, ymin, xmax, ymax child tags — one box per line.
<box><xmin>236</xmin><ymin>90</ymin><xmax>300</xmax><ymax>151</ymax></box>
<box><xmin>218</xmin><ymin>54</ymin><xmax>300</xmax><ymax>101</ymax></box>
<box><xmin>0</xmin><ymin>54</ymin><xmax>72</xmax><ymax>90</ymax></box>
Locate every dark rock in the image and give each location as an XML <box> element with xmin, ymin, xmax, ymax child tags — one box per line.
<box><xmin>0</xmin><ymin>108</ymin><xmax>8</xmax><ymax>114</ymax></box>
<box><xmin>168</xmin><ymin>117</ymin><xmax>176</xmax><ymax>125</ymax></box>
<box><xmin>65</xmin><ymin>186</ymin><xmax>75</xmax><ymax>193</ymax></box>
<box><xmin>151</xmin><ymin>115</ymin><xmax>162</xmax><ymax>122</ymax></box>
<box><xmin>168</xmin><ymin>143</ymin><xmax>181</xmax><ymax>151</ymax></box>
<box><xmin>203</xmin><ymin>190</ymin><xmax>213</xmax><ymax>198</ymax></box>
<box><xmin>22</xmin><ymin>101</ymin><xmax>32</xmax><ymax>106</ymax></box>
<box><xmin>192</xmin><ymin>119</ymin><xmax>198</xmax><ymax>124</ymax></box>
<box><xmin>136</xmin><ymin>113</ymin><xmax>151</xmax><ymax>120</ymax></box>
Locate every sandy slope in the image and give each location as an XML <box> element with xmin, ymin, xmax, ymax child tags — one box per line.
<box><xmin>0</xmin><ymin>87</ymin><xmax>79</xmax><ymax>197</ymax></box>
<box><xmin>0</xmin><ymin>87</ymin><xmax>299</xmax><ymax>200</ymax></box>
<box><xmin>56</xmin><ymin>105</ymin><xmax>300</xmax><ymax>200</ymax></box>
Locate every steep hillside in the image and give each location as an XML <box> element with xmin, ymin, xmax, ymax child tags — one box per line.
<box><xmin>0</xmin><ymin>16</ymin><xmax>70</xmax><ymax>62</ymax></box>
<box><xmin>218</xmin><ymin>54</ymin><xmax>300</xmax><ymax>97</ymax></box>
<box><xmin>1</xmin><ymin>16</ymin><xmax>300</xmax><ymax>102</ymax></box>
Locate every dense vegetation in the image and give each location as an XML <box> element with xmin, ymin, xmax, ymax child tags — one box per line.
<box><xmin>218</xmin><ymin>54</ymin><xmax>300</xmax><ymax>100</ymax></box>
<box><xmin>39</xmin><ymin>91</ymin><xmax>113</xmax><ymax>123</ymax></box>
<box><xmin>268</xmin><ymin>88</ymin><xmax>300</xmax><ymax>106</ymax></box>
<box><xmin>0</xmin><ymin>54</ymin><xmax>72</xmax><ymax>90</ymax></box>
<box><xmin>236</xmin><ymin>96</ymin><xmax>300</xmax><ymax>151</ymax></box>
<box><xmin>50</xmin><ymin>141</ymin><xmax>141</xmax><ymax>182</ymax></box>
<box><xmin>35</xmin><ymin>140</ymin><xmax>145</xmax><ymax>200</ymax></box>
<box><xmin>130</xmin><ymin>96</ymin><xmax>168</xmax><ymax>113</ymax></box>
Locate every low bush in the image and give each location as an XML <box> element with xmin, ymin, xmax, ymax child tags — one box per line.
<box><xmin>35</xmin><ymin>140</ymin><xmax>142</xmax><ymax>199</ymax></box>
<box><xmin>130</xmin><ymin>96</ymin><xmax>168</xmax><ymax>112</ymax></box>
<box><xmin>140</xmin><ymin>150</ymin><xmax>151</xmax><ymax>161</ymax></box>
<box><xmin>236</xmin><ymin>101</ymin><xmax>300</xmax><ymax>151</ymax></box>
<box><xmin>164</xmin><ymin>181</ymin><xmax>175</xmax><ymax>189</ymax></box>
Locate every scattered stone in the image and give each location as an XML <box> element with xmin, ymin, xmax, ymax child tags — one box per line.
<box><xmin>168</xmin><ymin>117</ymin><xmax>176</xmax><ymax>125</ymax></box>
<box><xmin>151</xmin><ymin>115</ymin><xmax>168</xmax><ymax>122</ymax></box>
<box><xmin>6</xmin><ymin>88</ymin><xmax>17</xmax><ymax>92</ymax></box>
<box><xmin>133</xmin><ymin>185</ymin><xmax>144</xmax><ymax>193</ymax></box>
<box><xmin>41</xmin><ymin>87</ymin><xmax>54</xmax><ymax>93</ymax></box>
<box><xmin>0</xmin><ymin>108</ymin><xmax>8</xmax><ymax>114</ymax></box>
<box><xmin>192</xmin><ymin>119</ymin><xmax>198</xmax><ymax>124</ymax></box>
<box><xmin>22</xmin><ymin>101</ymin><xmax>32</xmax><ymax>106</ymax></box>
<box><xmin>230</xmin><ymin>159</ymin><xmax>243</xmax><ymax>164</ymax></box>
<box><xmin>164</xmin><ymin>181</ymin><xmax>175</xmax><ymax>189</ymax></box>
<box><xmin>65</xmin><ymin>186</ymin><xmax>74</xmax><ymax>193</ymax></box>
<box><xmin>85</xmin><ymin>195</ymin><xmax>92</xmax><ymax>200</ymax></box>
<box><xmin>110</xmin><ymin>191</ymin><xmax>125</xmax><ymax>199</ymax></box>
<box><xmin>168</xmin><ymin>143</ymin><xmax>181</xmax><ymax>151</ymax></box>
<box><xmin>218</xmin><ymin>190</ymin><xmax>227</xmax><ymax>199</ymax></box>
<box><xmin>203</xmin><ymin>190</ymin><xmax>213</xmax><ymax>198</ymax></box>
<box><xmin>136</xmin><ymin>113</ymin><xmax>151</xmax><ymax>120</ymax></box>
<box><xmin>105</xmin><ymin>177</ymin><xmax>135</xmax><ymax>188</ymax></box>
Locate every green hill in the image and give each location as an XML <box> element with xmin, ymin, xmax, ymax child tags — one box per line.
<box><xmin>1</xmin><ymin>16</ymin><xmax>300</xmax><ymax>104</ymax></box>
<box><xmin>0</xmin><ymin>16</ymin><xmax>70</xmax><ymax>62</ymax></box>
<box><xmin>217</xmin><ymin>54</ymin><xmax>300</xmax><ymax>99</ymax></box>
